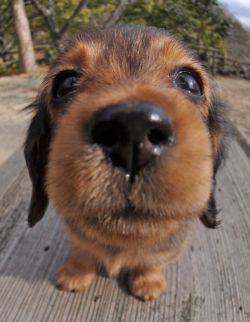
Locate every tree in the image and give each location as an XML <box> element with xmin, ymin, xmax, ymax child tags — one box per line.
<box><xmin>1</xmin><ymin>0</ymin><xmax>233</xmax><ymax>75</ymax></box>
<box><xmin>122</xmin><ymin>0</ymin><xmax>230</xmax><ymax>52</ymax></box>
<box><xmin>0</xmin><ymin>1</ymin><xmax>14</xmax><ymax>62</ymax></box>
<box><xmin>30</xmin><ymin>0</ymin><xmax>138</xmax><ymax>49</ymax></box>
<box><xmin>30</xmin><ymin>0</ymin><xmax>89</xmax><ymax>49</ymax></box>
<box><xmin>11</xmin><ymin>0</ymin><xmax>37</xmax><ymax>73</ymax></box>
<box><xmin>104</xmin><ymin>0</ymin><xmax>137</xmax><ymax>27</ymax></box>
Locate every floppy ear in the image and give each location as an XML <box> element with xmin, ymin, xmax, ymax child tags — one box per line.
<box><xmin>200</xmin><ymin>95</ymin><xmax>228</xmax><ymax>228</ymax></box>
<box><xmin>200</xmin><ymin>179</ymin><xmax>221</xmax><ymax>228</ymax></box>
<box><xmin>24</xmin><ymin>98</ymin><xmax>52</xmax><ymax>227</ymax></box>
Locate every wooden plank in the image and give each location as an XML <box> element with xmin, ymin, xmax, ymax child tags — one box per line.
<box><xmin>0</xmin><ymin>147</ymin><xmax>25</xmax><ymax>200</ymax></box>
<box><xmin>0</xmin><ymin>139</ymin><xmax>250</xmax><ymax>322</ymax></box>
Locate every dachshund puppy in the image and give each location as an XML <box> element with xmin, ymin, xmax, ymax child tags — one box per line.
<box><xmin>24</xmin><ymin>26</ymin><xmax>227</xmax><ymax>301</ymax></box>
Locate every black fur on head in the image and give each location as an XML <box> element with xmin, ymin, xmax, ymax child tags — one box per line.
<box><xmin>24</xmin><ymin>95</ymin><xmax>52</xmax><ymax>227</ymax></box>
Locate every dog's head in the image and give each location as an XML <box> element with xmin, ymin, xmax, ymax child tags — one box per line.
<box><xmin>25</xmin><ymin>26</ymin><xmax>227</xmax><ymax>233</ymax></box>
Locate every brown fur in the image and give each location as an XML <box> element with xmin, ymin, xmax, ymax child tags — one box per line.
<box><xmin>24</xmin><ymin>26</ymin><xmax>228</xmax><ymax>301</ymax></box>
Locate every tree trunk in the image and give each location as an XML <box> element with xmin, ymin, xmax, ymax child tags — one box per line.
<box><xmin>11</xmin><ymin>0</ymin><xmax>37</xmax><ymax>73</ymax></box>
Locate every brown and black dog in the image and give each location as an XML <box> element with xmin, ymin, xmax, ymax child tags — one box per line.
<box><xmin>24</xmin><ymin>26</ymin><xmax>228</xmax><ymax>301</ymax></box>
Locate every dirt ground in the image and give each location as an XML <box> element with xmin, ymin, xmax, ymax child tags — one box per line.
<box><xmin>0</xmin><ymin>74</ymin><xmax>42</xmax><ymax>165</ymax></box>
<box><xmin>0</xmin><ymin>74</ymin><xmax>249</xmax><ymax>166</ymax></box>
<box><xmin>216</xmin><ymin>76</ymin><xmax>250</xmax><ymax>143</ymax></box>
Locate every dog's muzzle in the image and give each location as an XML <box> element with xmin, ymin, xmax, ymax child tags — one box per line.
<box><xmin>88</xmin><ymin>101</ymin><xmax>175</xmax><ymax>179</ymax></box>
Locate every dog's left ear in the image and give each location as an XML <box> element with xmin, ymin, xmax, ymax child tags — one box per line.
<box><xmin>24</xmin><ymin>97</ymin><xmax>52</xmax><ymax>227</ymax></box>
<box><xmin>200</xmin><ymin>95</ymin><xmax>228</xmax><ymax>228</ymax></box>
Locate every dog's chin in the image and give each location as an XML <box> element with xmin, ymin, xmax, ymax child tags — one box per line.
<box><xmin>111</xmin><ymin>203</ymin><xmax>154</xmax><ymax>220</ymax></box>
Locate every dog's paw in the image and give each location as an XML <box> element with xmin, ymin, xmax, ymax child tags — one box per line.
<box><xmin>57</xmin><ymin>263</ymin><xmax>95</xmax><ymax>293</ymax></box>
<box><xmin>128</xmin><ymin>269</ymin><xmax>167</xmax><ymax>301</ymax></box>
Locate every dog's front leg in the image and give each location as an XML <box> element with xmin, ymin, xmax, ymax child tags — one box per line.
<box><xmin>128</xmin><ymin>266</ymin><xmax>167</xmax><ymax>301</ymax></box>
<box><xmin>57</xmin><ymin>249</ymin><xmax>97</xmax><ymax>293</ymax></box>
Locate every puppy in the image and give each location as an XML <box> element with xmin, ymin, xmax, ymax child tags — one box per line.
<box><xmin>24</xmin><ymin>26</ymin><xmax>227</xmax><ymax>301</ymax></box>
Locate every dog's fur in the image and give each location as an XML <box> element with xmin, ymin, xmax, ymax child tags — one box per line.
<box><xmin>24</xmin><ymin>26</ymin><xmax>227</xmax><ymax>301</ymax></box>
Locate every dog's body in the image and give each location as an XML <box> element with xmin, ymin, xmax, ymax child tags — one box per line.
<box><xmin>25</xmin><ymin>26</ymin><xmax>227</xmax><ymax>301</ymax></box>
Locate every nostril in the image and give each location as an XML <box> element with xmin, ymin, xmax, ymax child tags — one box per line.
<box><xmin>91</xmin><ymin>122</ymin><xmax>120</xmax><ymax>147</ymax></box>
<box><xmin>147</xmin><ymin>128</ymin><xmax>168</xmax><ymax>145</ymax></box>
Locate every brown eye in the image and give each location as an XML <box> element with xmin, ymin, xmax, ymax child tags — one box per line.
<box><xmin>174</xmin><ymin>70</ymin><xmax>202</xmax><ymax>96</ymax></box>
<box><xmin>53</xmin><ymin>70</ymin><xmax>79</xmax><ymax>100</ymax></box>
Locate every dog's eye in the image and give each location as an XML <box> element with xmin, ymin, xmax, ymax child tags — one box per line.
<box><xmin>53</xmin><ymin>70</ymin><xmax>79</xmax><ymax>100</ymax></box>
<box><xmin>174</xmin><ymin>70</ymin><xmax>202</xmax><ymax>96</ymax></box>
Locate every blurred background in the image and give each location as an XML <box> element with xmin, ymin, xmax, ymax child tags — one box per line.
<box><xmin>0</xmin><ymin>0</ymin><xmax>249</xmax><ymax>166</ymax></box>
<box><xmin>1</xmin><ymin>0</ymin><xmax>250</xmax><ymax>76</ymax></box>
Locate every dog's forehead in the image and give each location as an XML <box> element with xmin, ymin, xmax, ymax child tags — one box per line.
<box><xmin>56</xmin><ymin>27</ymin><xmax>199</xmax><ymax>74</ymax></box>
<box><xmin>47</xmin><ymin>27</ymin><xmax>210</xmax><ymax>104</ymax></box>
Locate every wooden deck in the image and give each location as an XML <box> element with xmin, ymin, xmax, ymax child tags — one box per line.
<box><xmin>0</xmin><ymin>138</ymin><xmax>250</xmax><ymax>322</ymax></box>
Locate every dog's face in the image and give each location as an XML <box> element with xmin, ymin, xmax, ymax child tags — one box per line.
<box><xmin>25</xmin><ymin>27</ymin><xmax>227</xmax><ymax>233</ymax></box>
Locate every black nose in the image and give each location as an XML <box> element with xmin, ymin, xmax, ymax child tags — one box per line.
<box><xmin>89</xmin><ymin>101</ymin><xmax>174</xmax><ymax>180</ymax></box>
